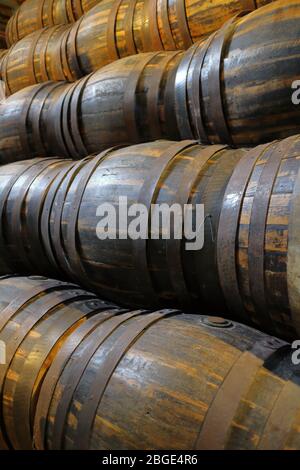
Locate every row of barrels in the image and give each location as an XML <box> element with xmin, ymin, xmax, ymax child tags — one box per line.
<box><xmin>0</xmin><ymin>136</ymin><xmax>299</xmax><ymax>340</ymax></box>
<box><xmin>0</xmin><ymin>0</ymin><xmax>300</xmax><ymax>163</ymax></box>
<box><xmin>0</xmin><ymin>0</ymin><xmax>276</xmax><ymax>95</ymax></box>
<box><xmin>6</xmin><ymin>0</ymin><xmax>100</xmax><ymax>46</ymax></box>
<box><xmin>0</xmin><ymin>275</ymin><xmax>299</xmax><ymax>450</ymax></box>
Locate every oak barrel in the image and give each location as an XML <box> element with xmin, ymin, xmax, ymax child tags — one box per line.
<box><xmin>0</xmin><ymin>136</ymin><xmax>300</xmax><ymax>339</ymax></box>
<box><xmin>0</xmin><ymin>275</ymin><xmax>299</xmax><ymax>450</ymax></box>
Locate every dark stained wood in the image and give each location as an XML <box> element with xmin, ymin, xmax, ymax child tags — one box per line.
<box><xmin>1</xmin><ymin>137</ymin><xmax>300</xmax><ymax>339</ymax></box>
<box><xmin>1</xmin><ymin>0</ymin><xmax>275</xmax><ymax>94</ymax></box>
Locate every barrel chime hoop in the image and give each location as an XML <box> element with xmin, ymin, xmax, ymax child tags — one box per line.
<box><xmin>175</xmin><ymin>0</ymin><xmax>193</xmax><ymax>48</ymax></box>
<box><xmin>9</xmin><ymin>160</ymin><xmax>61</xmax><ymax>272</ymax></box>
<box><xmin>27</xmin><ymin>28</ymin><xmax>45</xmax><ymax>86</ymax></box>
<box><xmin>147</xmin><ymin>51</ymin><xmax>180</xmax><ymax>140</ymax></box>
<box><xmin>46</xmin><ymin>0</ymin><xmax>56</xmax><ymax>25</ymax></box>
<box><xmin>0</xmin><ymin>161</ymin><xmax>44</xmax><ymax>268</ymax></box>
<box><xmin>2</xmin><ymin>47</ymin><xmax>13</xmax><ymax>95</ymax></box>
<box><xmin>67</xmin><ymin>16</ymin><xmax>85</xmax><ymax>79</ymax></box>
<box><xmin>195</xmin><ymin>338</ymin><xmax>288</xmax><ymax>449</ymax></box>
<box><xmin>61</xmin><ymin>26</ymin><xmax>74</xmax><ymax>81</ymax></box>
<box><xmin>19</xmin><ymin>81</ymin><xmax>52</xmax><ymax>157</ymax></box>
<box><xmin>247</xmin><ymin>137</ymin><xmax>297</xmax><ymax>330</ymax></box>
<box><xmin>73</xmin><ymin>0</ymin><xmax>84</xmax><ymax>18</ymax></box>
<box><xmin>206</xmin><ymin>12</ymin><xmax>249</xmax><ymax>145</ymax></box>
<box><xmin>174</xmin><ymin>43</ymin><xmax>199</xmax><ymax>139</ymax></box>
<box><xmin>12</xmin><ymin>6</ymin><xmax>20</xmax><ymax>44</ymax></box>
<box><xmin>62</xmin><ymin>81</ymin><xmax>83</xmax><ymax>158</ymax></box>
<box><xmin>74</xmin><ymin>310</ymin><xmax>177</xmax><ymax>450</ymax></box>
<box><xmin>141</xmin><ymin>0</ymin><xmax>163</xmax><ymax>52</ymax></box>
<box><xmin>39</xmin><ymin>26</ymin><xmax>54</xmax><ymax>81</ymax></box>
<box><xmin>51</xmin><ymin>158</ymin><xmax>91</xmax><ymax>277</ymax></box>
<box><xmin>166</xmin><ymin>144</ymin><xmax>227</xmax><ymax>307</ymax></box>
<box><xmin>33</xmin><ymin>307</ymin><xmax>121</xmax><ymax>449</ymax></box>
<box><xmin>31</xmin><ymin>82</ymin><xmax>65</xmax><ymax>155</ymax></box>
<box><xmin>188</xmin><ymin>33</ymin><xmax>217</xmax><ymax>142</ymax></box>
<box><xmin>69</xmin><ymin>73</ymin><xmax>92</xmax><ymax>156</ymax></box>
<box><xmin>41</xmin><ymin>162</ymin><xmax>77</xmax><ymax>272</ymax></box>
<box><xmin>124</xmin><ymin>0</ymin><xmax>139</xmax><ymax>55</ymax></box>
<box><xmin>37</xmin><ymin>0</ymin><xmax>47</xmax><ymax>30</ymax></box>
<box><xmin>65</xmin><ymin>0</ymin><xmax>76</xmax><ymax>22</ymax></box>
<box><xmin>158</xmin><ymin>0</ymin><xmax>176</xmax><ymax>50</ymax></box>
<box><xmin>217</xmin><ymin>143</ymin><xmax>271</xmax><ymax>321</ymax></box>
<box><xmin>65</xmin><ymin>147</ymin><xmax>124</xmax><ymax>283</ymax></box>
<box><xmin>124</xmin><ymin>53</ymin><xmax>160</xmax><ymax>143</ymax></box>
<box><xmin>51</xmin><ymin>309</ymin><xmax>147</xmax><ymax>449</ymax></box>
<box><xmin>49</xmin><ymin>87</ymin><xmax>73</xmax><ymax>156</ymax></box>
<box><xmin>134</xmin><ymin>140</ymin><xmax>196</xmax><ymax>302</ymax></box>
<box><xmin>106</xmin><ymin>0</ymin><xmax>123</xmax><ymax>61</ymax></box>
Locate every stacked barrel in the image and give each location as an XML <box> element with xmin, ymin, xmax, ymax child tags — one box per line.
<box><xmin>1</xmin><ymin>0</ymin><xmax>300</xmax><ymax>451</ymax></box>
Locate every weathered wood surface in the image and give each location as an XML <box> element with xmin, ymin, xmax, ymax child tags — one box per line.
<box><xmin>1</xmin><ymin>1</ymin><xmax>300</xmax><ymax>159</ymax></box>
<box><xmin>6</xmin><ymin>0</ymin><xmax>101</xmax><ymax>46</ymax></box>
<box><xmin>0</xmin><ymin>275</ymin><xmax>299</xmax><ymax>450</ymax></box>
<box><xmin>0</xmin><ymin>136</ymin><xmax>300</xmax><ymax>339</ymax></box>
<box><xmin>1</xmin><ymin>0</ymin><xmax>275</xmax><ymax>95</ymax></box>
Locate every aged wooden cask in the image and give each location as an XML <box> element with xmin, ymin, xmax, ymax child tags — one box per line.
<box><xmin>0</xmin><ymin>275</ymin><xmax>299</xmax><ymax>450</ymax></box>
<box><xmin>1</xmin><ymin>0</ymin><xmax>274</xmax><ymax>95</ymax></box>
<box><xmin>6</xmin><ymin>0</ymin><xmax>101</xmax><ymax>47</ymax></box>
<box><xmin>0</xmin><ymin>275</ymin><xmax>118</xmax><ymax>449</ymax></box>
<box><xmin>1</xmin><ymin>136</ymin><xmax>300</xmax><ymax>339</ymax></box>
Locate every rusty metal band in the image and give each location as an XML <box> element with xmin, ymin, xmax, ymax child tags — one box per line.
<box><xmin>11</xmin><ymin>290</ymin><xmax>99</xmax><ymax>450</ymax></box>
<box><xmin>51</xmin><ymin>309</ymin><xmax>147</xmax><ymax>449</ymax></box>
<box><xmin>40</xmin><ymin>161</ymin><xmax>76</xmax><ymax>272</ymax></box>
<box><xmin>48</xmin><ymin>85</ymin><xmax>73</xmax><ymax>157</ymax></box>
<box><xmin>9</xmin><ymin>160</ymin><xmax>61</xmax><ymax>272</ymax></box>
<box><xmin>147</xmin><ymin>51</ymin><xmax>179</xmax><ymax>140</ymax></box>
<box><xmin>19</xmin><ymin>82</ymin><xmax>51</xmax><ymax>157</ymax></box>
<box><xmin>69</xmin><ymin>73</ymin><xmax>92</xmax><ymax>157</ymax></box>
<box><xmin>158</xmin><ymin>0</ymin><xmax>176</xmax><ymax>50</ymax></box>
<box><xmin>65</xmin><ymin>147</ymin><xmax>122</xmax><ymax>283</ymax></box>
<box><xmin>188</xmin><ymin>33</ymin><xmax>217</xmax><ymax>142</ymax></box>
<box><xmin>46</xmin><ymin>0</ymin><xmax>56</xmax><ymax>25</ymax></box>
<box><xmin>74</xmin><ymin>309</ymin><xmax>176</xmax><ymax>449</ymax></box>
<box><xmin>51</xmin><ymin>158</ymin><xmax>91</xmax><ymax>277</ymax></box>
<box><xmin>12</xmin><ymin>5</ymin><xmax>20</xmax><ymax>43</ymax></box>
<box><xmin>134</xmin><ymin>141</ymin><xmax>196</xmax><ymax>301</ymax></box>
<box><xmin>248</xmin><ymin>138</ymin><xmax>296</xmax><ymax>330</ymax></box>
<box><xmin>167</xmin><ymin>145</ymin><xmax>227</xmax><ymax>307</ymax></box>
<box><xmin>67</xmin><ymin>16</ymin><xmax>85</xmax><ymax>79</ymax></box>
<box><xmin>66</xmin><ymin>0</ymin><xmax>76</xmax><ymax>22</ymax></box>
<box><xmin>62</xmin><ymin>81</ymin><xmax>83</xmax><ymax>159</ymax></box>
<box><xmin>0</xmin><ymin>280</ymin><xmax>74</xmax><ymax>333</ymax></box>
<box><xmin>124</xmin><ymin>0</ymin><xmax>138</xmax><ymax>55</ymax></box>
<box><xmin>195</xmin><ymin>338</ymin><xmax>287</xmax><ymax>449</ymax></box>
<box><xmin>39</xmin><ymin>26</ymin><xmax>56</xmax><ymax>81</ymax></box>
<box><xmin>206</xmin><ymin>12</ymin><xmax>248</xmax><ymax>145</ymax></box>
<box><xmin>31</xmin><ymin>82</ymin><xmax>65</xmax><ymax>155</ymax></box>
<box><xmin>37</xmin><ymin>0</ymin><xmax>47</xmax><ymax>29</ymax></box>
<box><xmin>0</xmin><ymin>160</ymin><xmax>43</xmax><ymax>267</ymax></box>
<box><xmin>25</xmin><ymin>163</ymin><xmax>66</xmax><ymax>273</ymax></box>
<box><xmin>141</xmin><ymin>0</ymin><xmax>163</xmax><ymax>52</ymax></box>
<box><xmin>60</xmin><ymin>26</ymin><xmax>74</xmax><ymax>81</ymax></box>
<box><xmin>2</xmin><ymin>46</ymin><xmax>13</xmax><ymax>96</ymax></box>
<box><xmin>106</xmin><ymin>0</ymin><xmax>123</xmax><ymax>61</ymax></box>
<box><xmin>174</xmin><ymin>43</ymin><xmax>198</xmax><ymax>139</ymax></box>
<box><xmin>124</xmin><ymin>53</ymin><xmax>159</xmax><ymax>143</ymax></box>
<box><xmin>175</xmin><ymin>0</ymin><xmax>192</xmax><ymax>49</ymax></box>
<box><xmin>34</xmin><ymin>307</ymin><xmax>121</xmax><ymax>449</ymax></box>
<box><xmin>287</xmin><ymin>146</ymin><xmax>300</xmax><ymax>335</ymax></box>
<box><xmin>217</xmin><ymin>144</ymin><xmax>270</xmax><ymax>321</ymax></box>
<box><xmin>27</xmin><ymin>28</ymin><xmax>45</xmax><ymax>85</ymax></box>
<box><xmin>258</xmin><ymin>379</ymin><xmax>300</xmax><ymax>449</ymax></box>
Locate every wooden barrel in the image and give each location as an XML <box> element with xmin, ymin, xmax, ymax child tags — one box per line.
<box><xmin>0</xmin><ymin>275</ymin><xmax>119</xmax><ymax>449</ymax></box>
<box><xmin>2</xmin><ymin>0</ymin><xmax>275</xmax><ymax>95</ymax></box>
<box><xmin>6</xmin><ymin>0</ymin><xmax>101</xmax><ymax>47</ymax></box>
<box><xmin>0</xmin><ymin>276</ymin><xmax>299</xmax><ymax>450</ymax></box>
<box><xmin>1</xmin><ymin>136</ymin><xmax>300</xmax><ymax>339</ymax></box>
